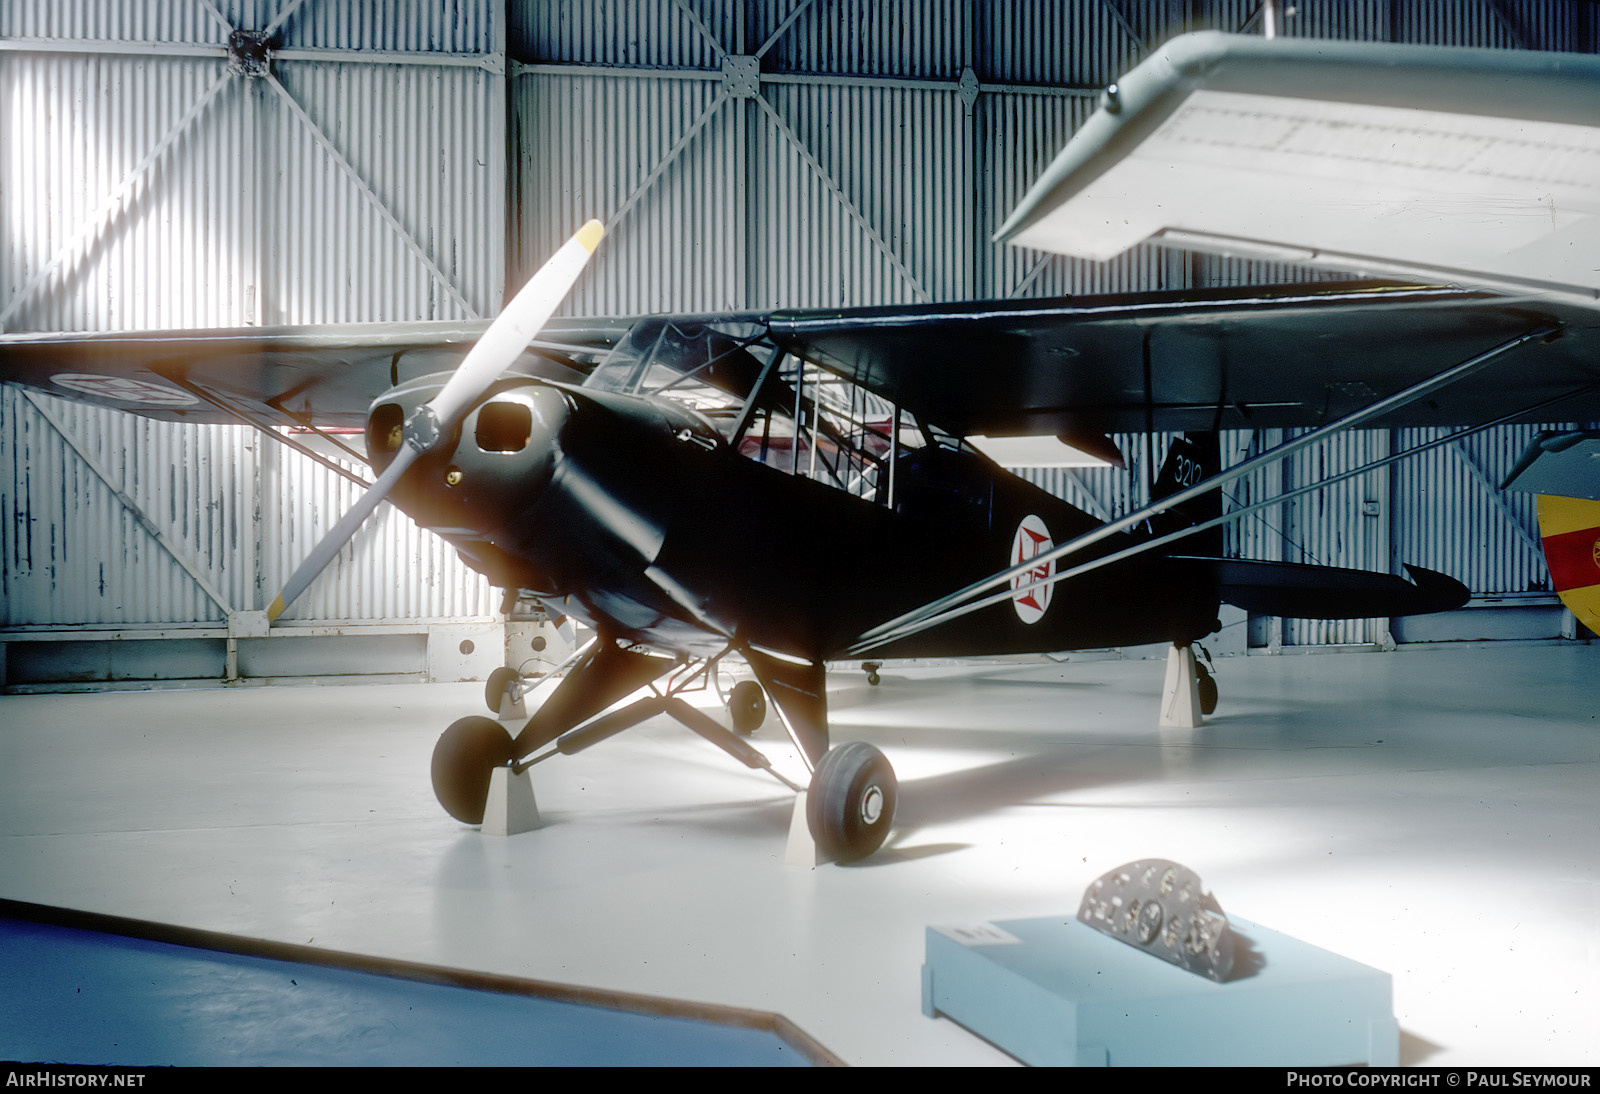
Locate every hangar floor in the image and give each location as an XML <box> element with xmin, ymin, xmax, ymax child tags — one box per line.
<box><xmin>1</xmin><ymin>643</ymin><xmax>1596</xmax><ymax>1067</ymax></box>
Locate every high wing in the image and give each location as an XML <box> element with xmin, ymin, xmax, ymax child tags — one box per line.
<box><xmin>771</xmin><ymin>281</ymin><xmax>1600</xmax><ymax>438</ymax></box>
<box><xmin>0</xmin><ymin>318</ymin><xmax>631</xmax><ymax>428</ymax></box>
<box><xmin>994</xmin><ymin>31</ymin><xmax>1600</xmax><ymax>309</ymax></box>
<box><xmin>7</xmin><ymin>282</ymin><xmax>1600</xmax><ymax>442</ymax></box>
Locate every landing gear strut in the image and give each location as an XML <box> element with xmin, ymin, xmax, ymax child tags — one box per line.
<box><xmin>434</xmin><ymin>639</ymin><xmax>900</xmax><ymax>864</ymax></box>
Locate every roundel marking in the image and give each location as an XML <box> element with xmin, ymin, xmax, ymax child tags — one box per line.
<box><xmin>50</xmin><ymin>373</ymin><xmax>198</xmax><ymax>407</ymax></box>
<box><xmin>1010</xmin><ymin>513</ymin><xmax>1054</xmax><ymax>624</ymax></box>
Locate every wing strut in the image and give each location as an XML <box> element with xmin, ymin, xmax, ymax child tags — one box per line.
<box><xmin>164</xmin><ymin>376</ymin><xmax>373</xmax><ymax>489</ymax></box>
<box><xmin>848</xmin><ymin>323</ymin><xmax>1562</xmax><ymax>655</ymax></box>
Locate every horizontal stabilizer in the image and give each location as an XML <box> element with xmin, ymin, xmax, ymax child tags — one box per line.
<box><xmin>1501</xmin><ymin>431</ymin><xmax>1600</xmax><ymax>502</ymax></box>
<box><xmin>1186</xmin><ymin>558</ymin><xmax>1470</xmax><ymax>619</ymax></box>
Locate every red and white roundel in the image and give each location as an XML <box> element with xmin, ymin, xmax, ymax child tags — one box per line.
<box><xmin>1010</xmin><ymin>513</ymin><xmax>1054</xmax><ymax>624</ymax></box>
<box><xmin>50</xmin><ymin>373</ymin><xmax>197</xmax><ymax>407</ymax></box>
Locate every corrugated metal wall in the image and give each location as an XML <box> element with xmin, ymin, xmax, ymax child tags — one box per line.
<box><xmin>1</xmin><ymin>0</ymin><xmax>504</xmax><ymax>630</ymax></box>
<box><xmin>5</xmin><ymin>1</ymin><xmax>1597</xmax><ymax>654</ymax></box>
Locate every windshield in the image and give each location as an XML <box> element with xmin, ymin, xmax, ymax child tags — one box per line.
<box><xmin>585</xmin><ymin>318</ymin><xmax>932</xmax><ymax>503</ymax></box>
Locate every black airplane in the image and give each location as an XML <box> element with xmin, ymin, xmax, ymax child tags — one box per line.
<box><xmin>12</xmin><ymin>213</ymin><xmax>1600</xmax><ymax>861</ymax></box>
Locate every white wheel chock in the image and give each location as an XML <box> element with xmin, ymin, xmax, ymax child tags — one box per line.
<box><xmin>497</xmin><ymin>691</ymin><xmax>527</xmax><ymax>721</ymax></box>
<box><xmin>1160</xmin><ymin>643</ymin><xmax>1205</xmax><ymax>729</ymax></box>
<box><xmin>481</xmin><ymin>765</ymin><xmax>541</xmax><ymax>836</ymax></box>
<box><xmin>785</xmin><ymin>790</ymin><xmax>826</xmax><ymax>867</ymax></box>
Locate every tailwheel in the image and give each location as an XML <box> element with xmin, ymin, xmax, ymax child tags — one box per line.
<box><xmin>861</xmin><ymin>661</ymin><xmax>881</xmax><ymax>686</ymax></box>
<box><xmin>484</xmin><ymin>666</ymin><xmax>523</xmax><ymax>715</ymax></box>
<box><xmin>728</xmin><ymin>679</ymin><xmax>766</xmax><ymax>735</ymax></box>
<box><xmin>807</xmin><ymin>741</ymin><xmax>897</xmax><ymax>863</ymax></box>
<box><xmin>431</xmin><ymin>716</ymin><xmax>515</xmax><ymax>825</ymax></box>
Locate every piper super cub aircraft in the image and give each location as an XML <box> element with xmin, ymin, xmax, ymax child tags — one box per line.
<box><xmin>6</xmin><ymin>39</ymin><xmax>1600</xmax><ymax>862</ymax></box>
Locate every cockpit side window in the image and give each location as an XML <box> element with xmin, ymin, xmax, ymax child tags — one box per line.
<box><xmin>584</xmin><ymin>318</ymin><xmax>925</xmax><ymax>506</ymax></box>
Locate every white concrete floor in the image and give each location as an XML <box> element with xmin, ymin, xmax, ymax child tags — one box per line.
<box><xmin>1</xmin><ymin>643</ymin><xmax>1596</xmax><ymax>1067</ymax></box>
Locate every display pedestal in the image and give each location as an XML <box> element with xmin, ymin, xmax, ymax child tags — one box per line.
<box><xmin>922</xmin><ymin>916</ymin><xmax>1397</xmax><ymax>1067</ymax></box>
<box><xmin>784</xmin><ymin>791</ymin><xmax>824</xmax><ymax>867</ymax></box>
<box><xmin>1160</xmin><ymin>643</ymin><xmax>1203</xmax><ymax>727</ymax></box>
<box><xmin>481</xmin><ymin>766</ymin><xmax>541</xmax><ymax>836</ymax></box>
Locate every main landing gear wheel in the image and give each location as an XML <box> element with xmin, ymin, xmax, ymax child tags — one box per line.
<box><xmin>807</xmin><ymin>741</ymin><xmax>897</xmax><ymax>863</ymax></box>
<box><xmin>431</xmin><ymin>716</ymin><xmax>515</xmax><ymax>825</ymax></box>
<box><xmin>484</xmin><ymin>666</ymin><xmax>522</xmax><ymax>715</ymax></box>
<box><xmin>728</xmin><ymin>680</ymin><xmax>766</xmax><ymax>734</ymax></box>
<box><xmin>1196</xmin><ymin>662</ymin><xmax>1218</xmax><ymax>717</ymax></box>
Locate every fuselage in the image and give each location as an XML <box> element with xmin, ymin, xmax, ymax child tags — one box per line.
<box><xmin>368</xmin><ymin>375</ymin><xmax>1222</xmax><ymax>661</ymax></box>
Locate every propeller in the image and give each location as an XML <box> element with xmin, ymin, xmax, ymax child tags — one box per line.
<box><xmin>266</xmin><ymin>220</ymin><xmax>605</xmax><ymax>622</ymax></box>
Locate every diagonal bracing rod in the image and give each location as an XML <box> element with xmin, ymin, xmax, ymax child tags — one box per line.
<box><xmin>848</xmin><ymin>323</ymin><xmax>1561</xmax><ymax>654</ymax></box>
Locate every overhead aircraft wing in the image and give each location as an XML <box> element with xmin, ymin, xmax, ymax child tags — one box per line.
<box><xmin>994</xmin><ymin>31</ymin><xmax>1600</xmax><ymax>309</ymax></box>
<box><xmin>0</xmin><ymin>318</ymin><xmax>631</xmax><ymax>428</ymax></box>
<box><xmin>770</xmin><ymin>281</ymin><xmax>1600</xmax><ymax>438</ymax></box>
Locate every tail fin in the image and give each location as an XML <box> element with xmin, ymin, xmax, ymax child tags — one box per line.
<box><xmin>1150</xmin><ymin>432</ymin><xmax>1223</xmax><ymax>555</ymax></box>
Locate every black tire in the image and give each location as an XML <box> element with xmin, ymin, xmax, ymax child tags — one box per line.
<box><xmin>484</xmin><ymin>666</ymin><xmax>520</xmax><ymax>714</ymax></box>
<box><xmin>431</xmin><ymin>716</ymin><xmax>515</xmax><ymax>825</ymax></box>
<box><xmin>728</xmin><ymin>680</ymin><xmax>766</xmax><ymax>734</ymax></box>
<box><xmin>1197</xmin><ymin>664</ymin><xmax>1219</xmax><ymax>717</ymax></box>
<box><xmin>807</xmin><ymin>742</ymin><xmax>897</xmax><ymax>863</ymax></box>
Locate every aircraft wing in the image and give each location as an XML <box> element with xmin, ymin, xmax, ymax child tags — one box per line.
<box><xmin>770</xmin><ymin>281</ymin><xmax>1600</xmax><ymax>438</ymax></box>
<box><xmin>994</xmin><ymin>31</ymin><xmax>1600</xmax><ymax>309</ymax></box>
<box><xmin>6</xmin><ymin>285</ymin><xmax>1599</xmax><ymax>441</ymax></box>
<box><xmin>0</xmin><ymin>318</ymin><xmax>631</xmax><ymax>428</ymax></box>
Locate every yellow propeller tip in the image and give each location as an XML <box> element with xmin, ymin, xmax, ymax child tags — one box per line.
<box><xmin>267</xmin><ymin>595</ymin><xmax>285</xmax><ymax>623</ymax></box>
<box><xmin>576</xmin><ymin>219</ymin><xmax>605</xmax><ymax>254</ymax></box>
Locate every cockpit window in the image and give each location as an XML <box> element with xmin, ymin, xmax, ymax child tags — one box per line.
<box><xmin>584</xmin><ymin>318</ymin><xmax>925</xmax><ymax>505</ymax></box>
<box><xmin>475</xmin><ymin>401</ymin><xmax>533</xmax><ymax>453</ymax></box>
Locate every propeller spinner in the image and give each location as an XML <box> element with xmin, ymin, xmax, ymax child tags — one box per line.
<box><xmin>266</xmin><ymin>220</ymin><xmax>605</xmax><ymax>622</ymax></box>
